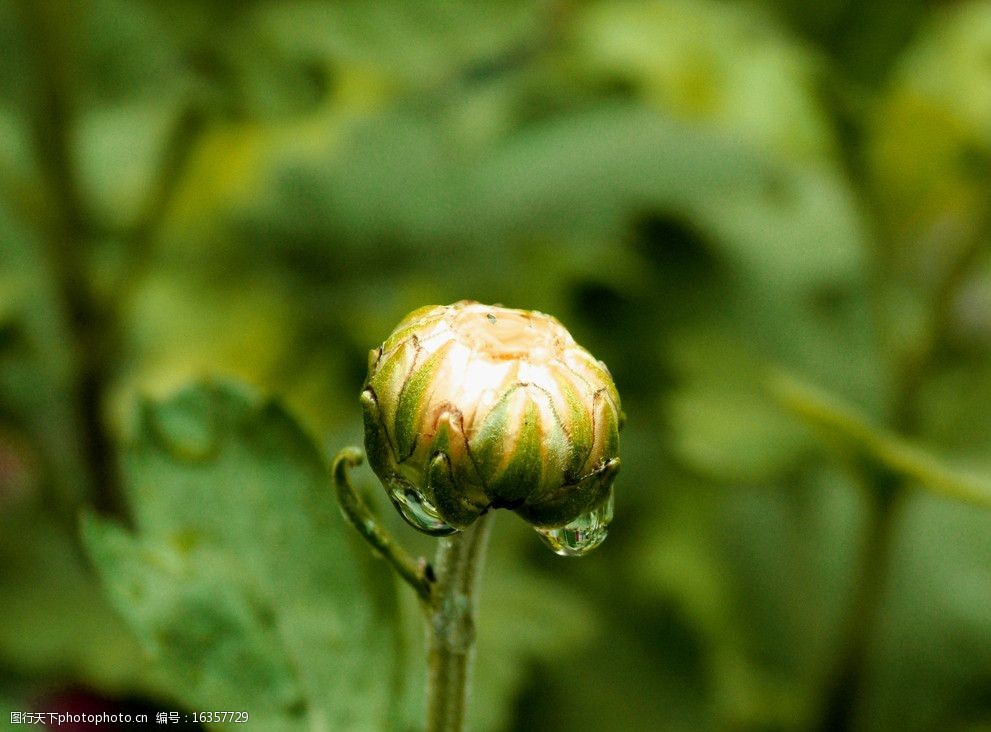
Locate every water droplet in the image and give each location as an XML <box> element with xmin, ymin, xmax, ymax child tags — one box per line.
<box><xmin>535</xmin><ymin>492</ymin><xmax>613</xmax><ymax>557</ymax></box>
<box><xmin>387</xmin><ymin>485</ymin><xmax>458</xmax><ymax>536</ymax></box>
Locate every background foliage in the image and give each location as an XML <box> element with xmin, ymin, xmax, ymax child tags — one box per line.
<box><xmin>2</xmin><ymin>1</ymin><xmax>991</xmax><ymax>730</ymax></box>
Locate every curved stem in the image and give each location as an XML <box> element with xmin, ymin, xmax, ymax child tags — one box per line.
<box><xmin>426</xmin><ymin>512</ymin><xmax>492</xmax><ymax>732</ymax></box>
<box><xmin>331</xmin><ymin>448</ymin><xmax>432</xmax><ymax>603</ymax></box>
<box><xmin>331</xmin><ymin>449</ymin><xmax>493</xmax><ymax>730</ymax></box>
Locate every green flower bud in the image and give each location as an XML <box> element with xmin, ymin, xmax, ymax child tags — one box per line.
<box><xmin>361</xmin><ymin>300</ymin><xmax>622</xmax><ymax>556</ymax></box>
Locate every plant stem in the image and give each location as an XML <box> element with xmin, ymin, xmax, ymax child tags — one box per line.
<box><xmin>330</xmin><ymin>450</ymin><xmax>494</xmax><ymax>730</ymax></box>
<box><xmin>16</xmin><ymin>0</ymin><xmax>119</xmax><ymax>516</ymax></box>
<box><xmin>425</xmin><ymin>512</ymin><xmax>493</xmax><ymax>732</ymax></box>
<box><xmin>816</xmin><ymin>473</ymin><xmax>904</xmax><ymax>732</ymax></box>
<box><xmin>16</xmin><ymin>0</ymin><xmax>206</xmax><ymax>520</ymax></box>
<box><xmin>331</xmin><ymin>448</ymin><xmax>433</xmax><ymax>603</ymax></box>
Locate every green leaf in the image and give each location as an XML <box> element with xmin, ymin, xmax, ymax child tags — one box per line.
<box><xmin>570</xmin><ymin>0</ymin><xmax>836</xmax><ymax>164</ymax></box>
<box><xmin>868</xmin><ymin>1</ymin><xmax>991</xmax><ymax>245</ymax></box>
<box><xmin>83</xmin><ymin>382</ymin><xmax>402</xmax><ymax>731</ymax></box>
<box><xmin>663</xmin><ymin>337</ymin><xmax>816</xmax><ymax>483</ymax></box>
<box><xmin>865</xmin><ymin>493</ymin><xmax>991</xmax><ymax>731</ymax></box>
<box><xmin>470</xmin><ymin>546</ymin><xmax>600</xmax><ymax>732</ymax></box>
<box><xmin>74</xmin><ymin>101</ymin><xmax>185</xmax><ymax>232</ymax></box>
<box><xmin>254</xmin><ymin>0</ymin><xmax>542</xmax><ymax>89</ymax></box>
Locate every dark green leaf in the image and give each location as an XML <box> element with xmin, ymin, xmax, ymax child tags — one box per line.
<box><xmin>83</xmin><ymin>382</ymin><xmax>402</xmax><ymax>731</ymax></box>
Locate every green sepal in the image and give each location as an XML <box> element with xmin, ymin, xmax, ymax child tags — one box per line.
<box><xmin>517</xmin><ymin>458</ymin><xmax>620</xmax><ymax>528</ymax></box>
<box><xmin>559</xmin><ymin>378</ymin><xmax>593</xmax><ymax>481</ymax></box>
<box><xmin>380</xmin><ymin>305</ymin><xmax>438</xmax><ymax>352</ymax></box>
<box><xmin>426</xmin><ymin>451</ymin><xmax>486</xmax><ymax>529</ymax></box>
<box><xmin>433</xmin><ymin>409</ymin><xmax>488</xmax><ymax>504</ymax></box>
<box><xmin>471</xmin><ymin>385</ymin><xmax>575</xmax><ymax>506</ymax></box>
<box><xmin>394</xmin><ymin>340</ymin><xmax>454</xmax><ymax>461</ymax></box>
<box><xmin>600</xmin><ymin>392</ymin><xmax>621</xmax><ymax>459</ymax></box>
<box><xmin>361</xmin><ymin>388</ymin><xmax>398</xmax><ymax>478</ymax></box>
<box><xmin>469</xmin><ymin>389</ymin><xmax>511</xmax><ymax>489</ymax></box>
<box><xmin>367</xmin><ymin>339</ymin><xmax>417</xmax><ymax>451</ymax></box>
<box><xmin>366</xmin><ymin>347</ymin><xmax>382</xmax><ymax>375</ymax></box>
<box><xmin>483</xmin><ymin>396</ymin><xmax>543</xmax><ymax>505</ymax></box>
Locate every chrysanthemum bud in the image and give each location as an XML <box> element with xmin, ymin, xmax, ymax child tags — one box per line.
<box><xmin>361</xmin><ymin>301</ymin><xmax>622</xmax><ymax>556</ymax></box>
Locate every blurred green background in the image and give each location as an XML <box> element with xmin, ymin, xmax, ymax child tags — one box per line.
<box><xmin>3</xmin><ymin>0</ymin><xmax>991</xmax><ymax>730</ymax></box>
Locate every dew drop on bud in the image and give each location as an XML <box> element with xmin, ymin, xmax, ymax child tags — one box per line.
<box><xmin>386</xmin><ymin>485</ymin><xmax>459</xmax><ymax>536</ymax></box>
<box><xmin>534</xmin><ymin>491</ymin><xmax>614</xmax><ymax>557</ymax></box>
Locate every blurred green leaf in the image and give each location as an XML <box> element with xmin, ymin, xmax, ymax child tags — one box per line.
<box><xmin>570</xmin><ymin>0</ymin><xmax>835</xmax><ymax>163</ymax></box>
<box><xmin>866</xmin><ymin>493</ymin><xmax>991</xmax><ymax>731</ymax></box>
<box><xmin>473</xmin><ymin>104</ymin><xmax>768</xmax><ymax>236</ymax></box>
<box><xmin>74</xmin><ymin>101</ymin><xmax>185</xmax><ymax>232</ymax></box>
<box><xmin>868</xmin><ymin>1</ymin><xmax>991</xmax><ymax>282</ymax></box>
<box><xmin>471</xmin><ymin>518</ymin><xmax>601</xmax><ymax>732</ymax></box>
<box><xmin>704</xmin><ymin>468</ymin><xmax>864</xmax><ymax>728</ymax></box>
<box><xmin>667</xmin><ymin>383</ymin><xmax>812</xmax><ymax>484</ymax></box>
<box><xmin>83</xmin><ymin>382</ymin><xmax>402</xmax><ymax>730</ymax></box>
<box><xmin>917</xmin><ymin>356</ymin><xmax>991</xmax><ymax>466</ymax></box>
<box><xmin>763</xmin><ymin>0</ymin><xmax>930</xmax><ymax>86</ymax></box>
<box><xmin>254</xmin><ymin>0</ymin><xmax>543</xmax><ymax>88</ymax></box>
<box><xmin>662</xmin><ymin>336</ymin><xmax>815</xmax><ymax>483</ymax></box>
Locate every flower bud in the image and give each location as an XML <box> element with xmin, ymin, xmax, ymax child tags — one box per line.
<box><xmin>361</xmin><ymin>301</ymin><xmax>622</xmax><ymax>556</ymax></box>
